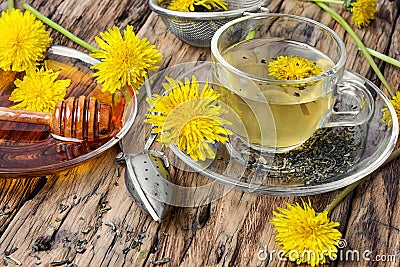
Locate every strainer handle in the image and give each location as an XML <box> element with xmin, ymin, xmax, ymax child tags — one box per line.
<box><xmin>143</xmin><ymin>73</ymin><xmax>159</xmax><ymax>153</ymax></box>
<box><xmin>243</xmin><ymin>6</ymin><xmax>270</xmax><ymax>16</ymax></box>
<box><xmin>143</xmin><ymin>132</ymin><xmax>158</xmax><ymax>152</ymax></box>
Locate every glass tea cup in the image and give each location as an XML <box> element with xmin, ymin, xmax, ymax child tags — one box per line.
<box><xmin>211</xmin><ymin>13</ymin><xmax>373</xmax><ymax>153</ymax></box>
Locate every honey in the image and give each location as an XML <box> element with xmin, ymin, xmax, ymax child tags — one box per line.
<box><xmin>0</xmin><ymin>53</ymin><xmax>129</xmax><ymax>175</ymax></box>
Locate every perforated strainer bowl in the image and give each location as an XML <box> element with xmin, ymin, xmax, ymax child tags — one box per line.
<box><xmin>149</xmin><ymin>0</ymin><xmax>271</xmax><ymax>47</ymax></box>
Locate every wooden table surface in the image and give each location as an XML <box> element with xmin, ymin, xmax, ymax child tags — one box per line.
<box><xmin>1</xmin><ymin>0</ymin><xmax>400</xmax><ymax>266</ymax></box>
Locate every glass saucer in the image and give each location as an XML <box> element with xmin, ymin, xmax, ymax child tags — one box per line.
<box><xmin>162</xmin><ymin>62</ymin><xmax>398</xmax><ymax>196</ymax></box>
<box><xmin>0</xmin><ymin>46</ymin><xmax>137</xmax><ymax>177</ymax></box>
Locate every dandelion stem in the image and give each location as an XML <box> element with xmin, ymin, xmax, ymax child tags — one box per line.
<box><xmin>315</xmin><ymin>2</ymin><xmax>394</xmax><ymax>97</ymax></box>
<box><xmin>367</xmin><ymin>48</ymin><xmax>400</xmax><ymax>68</ymax></box>
<box><xmin>7</xmin><ymin>0</ymin><xmax>14</xmax><ymax>10</ymax></box>
<box><xmin>313</xmin><ymin>0</ymin><xmax>344</xmax><ymax>4</ymax></box>
<box><xmin>22</xmin><ymin>3</ymin><xmax>97</xmax><ymax>52</ymax></box>
<box><xmin>324</xmin><ymin>181</ymin><xmax>360</xmax><ymax>214</ymax></box>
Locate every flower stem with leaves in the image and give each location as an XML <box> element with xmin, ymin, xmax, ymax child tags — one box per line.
<box><xmin>324</xmin><ymin>181</ymin><xmax>360</xmax><ymax>214</ymax></box>
<box><xmin>367</xmin><ymin>48</ymin><xmax>400</xmax><ymax>68</ymax></box>
<box><xmin>315</xmin><ymin>2</ymin><xmax>394</xmax><ymax>97</ymax></box>
<box><xmin>313</xmin><ymin>0</ymin><xmax>344</xmax><ymax>4</ymax></box>
<box><xmin>22</xmin><ymin>3</ymin><xmax>96</xmax><ymax>52</ymax></box>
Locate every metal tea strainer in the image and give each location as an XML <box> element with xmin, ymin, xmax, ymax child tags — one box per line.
<box><xmin>149</xmin><ymin>0</ymin><xmax>271</xmax><ymax>47</ymax></box>
<box><xmin>117</xmin><ymin>77</ymin><xmax>173</xmax><ymax>223</ymax></box>
<box><xmin>117</xmin><ymin>131</ymin><xmax>172</xmax><ymax>223</ymax></box>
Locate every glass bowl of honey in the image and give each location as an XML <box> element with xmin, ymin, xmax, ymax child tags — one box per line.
<box><xmin>0</xmin><ymin>46</ymin><xmax>137</xmax><ymax>177</ymax></box>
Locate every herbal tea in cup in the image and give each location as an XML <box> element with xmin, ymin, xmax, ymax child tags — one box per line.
<box><xmin>211</xmin><ymin>14</ymin><xmax>373</xmax><ymax>153</ymax></box>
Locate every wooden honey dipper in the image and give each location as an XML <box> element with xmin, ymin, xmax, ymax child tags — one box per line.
<box><xmin>0</xmin><ymin>96</ymin><xmax>112</xmax><ymax>141</ymax></box>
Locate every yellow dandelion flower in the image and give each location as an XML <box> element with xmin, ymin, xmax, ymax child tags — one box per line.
<box><xmin>167</xmin><ymin>0</ymin><xmax>228</xmax><ymax>12</ymax></box>
<box><xmin>0</xmin><ymin>8</ymin><xmax>51</xmax><ymax>72</ymax></box>
<box><xmin>91</xmin><ymin>25</ymin><xmax>162</xmax><ymax>94</ymax></box>
<box><xmin>145</xmin><ymin>75</ymin><xmax>232</xmax><ymax>161</ymax></box>
<box><xmin>381</xmin><ymin>91</ymin><xmax>400</xmax><ymax>127</ymax></box>
<box><xmin>346</xmin><ymin>0</ymin><xmax>377</xmax><ymax>28</ymax></box>
<box><xmin>9</xmin><ymin>67</ymin><xmax>70</xmax><ymax>112</ymax></box>
<box><xmin>271</xmin><ymin>200</ymin><xmax>342</xmax><ymax>267</ymax></box>
<box><xmin>268</xmin><ymin>55</ymin><xmax>323</xmax><ymax>80</ymax></box>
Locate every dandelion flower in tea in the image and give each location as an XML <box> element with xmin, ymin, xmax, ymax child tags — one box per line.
<box><xmin>268</xmin><ymin>55</ymin><xmax>323</xmax><ymax>80</ymax></box>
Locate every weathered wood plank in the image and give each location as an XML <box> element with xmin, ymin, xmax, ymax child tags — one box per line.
<box><xmin>0</xmin><ymin>177</ymin><xmax>47</xmax><ymax>234</ymax></box>
<box><xmin>384</xmin><ymin>4</ymin><xmax>400</xmax><ymax>92</ymax></box>
<box><xmin>0</xmin><ymin>148</ymin><xmax>159</xmax><ymax>266</ymax></box>
<box><xmin>15</xmin><ymin>0</ymin><xmax>152</xmax><ymax>51</ymax></box>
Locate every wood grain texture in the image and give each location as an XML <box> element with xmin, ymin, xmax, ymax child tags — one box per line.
<box><xmin>0</xmin><ymin>0</ymin><xmax>399</xmax><ymax>266</ymax></box>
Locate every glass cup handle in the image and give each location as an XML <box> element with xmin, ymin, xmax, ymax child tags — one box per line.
<box><xmin>321</xmin><ymin>79</ymin><xmax>375</xmax><ymax>128</ymax></box>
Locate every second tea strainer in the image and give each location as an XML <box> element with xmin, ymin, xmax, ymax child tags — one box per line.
<box><xmin>149</xmin><ymin>0</ymin><xmax>271</xmax><ymax>47</ymax></box>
